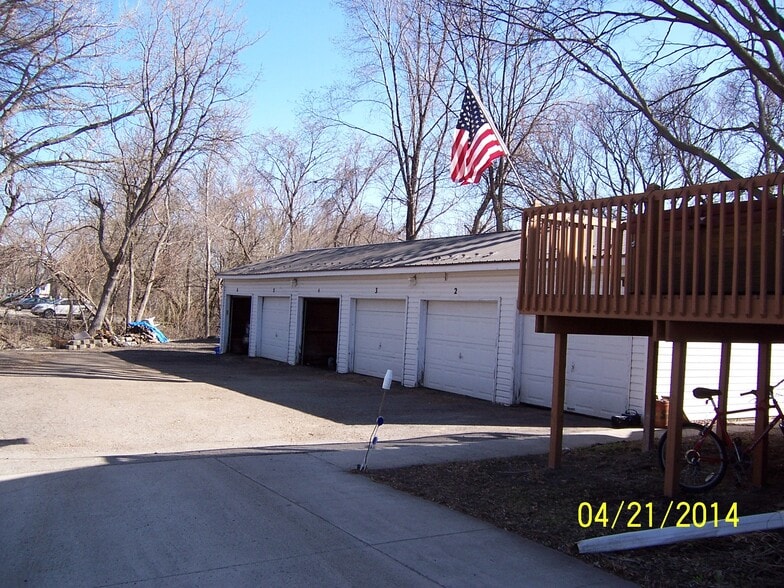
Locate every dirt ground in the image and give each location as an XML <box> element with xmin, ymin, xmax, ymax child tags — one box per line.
<box><xmin>0</xmin><ymin>334</ymin><xmax>611</xmax><ymax>471</ymax></box>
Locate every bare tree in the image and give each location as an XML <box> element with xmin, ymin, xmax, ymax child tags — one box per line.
<box><xmin>130</xmin><ymin>189</ymin><xmax>173</xmax><ymax>322</ymax></box>
<box><xmin>184</xmin><ymin>154</ymin><xmax>261</xmax><ymax>336</ymax></box>
<box><xmin>439</xmin><ymin>0</ymin><xmax>571</xmax><ymax>231</ymax></box>
<box><xmin>312</xmin><ymin>138</ymin><xmax>391</xmax><ymax>247</ymax></box>
<box><xmin>467</xmin><ymin>0</ymin><xmax>784</xmax><ymax>181</ymax></box>
<box><xmin>85</xmin><ymin>0</ymin><xmax>254</xmax><ymax>335</ymax></box>
<box><xmin>334</xmin><ymin>0</ymin><xmax>456</xmax><ymax>240</ymax></box>
<box><xmin>0</xmin><ymin>0</ymin><xmax>133</xmax><ymax>241</ymax></box>
<box><xmin>251</xmin><ymin>124</ymin><xmax>331</xmax><ymax>253</ymax></box>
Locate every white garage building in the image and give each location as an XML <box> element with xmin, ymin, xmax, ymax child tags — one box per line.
<box><xmin>218</xmin><ymin>232</ymin><xmax>782</xmax><ymax>420</ymax></box>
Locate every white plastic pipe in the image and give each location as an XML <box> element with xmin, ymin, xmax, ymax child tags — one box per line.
<box><xmin>577</xmin><ymin>510</ymin><xmax>784</xmax><ymax>554</ymax></box>
<box><xmin>382</xmin><ymin>369</ymin><xmax>393</xmax><ymax>390</ymax></box>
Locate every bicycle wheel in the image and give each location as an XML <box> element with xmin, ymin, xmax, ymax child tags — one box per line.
<box><xmin>658</xmin><ymin>423</ymin><xmax>727</xmax><ymax>492</ymax></box>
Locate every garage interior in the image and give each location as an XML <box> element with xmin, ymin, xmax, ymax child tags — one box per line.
<box><xmin>227</xmin><ymin>296</ymin><xmax>251</xmax><ymax>354</ymax></box>
<box><xmin>300</xmin><ymin>298</ymin><xmax>339</xmax><ymax>369</ymax></box>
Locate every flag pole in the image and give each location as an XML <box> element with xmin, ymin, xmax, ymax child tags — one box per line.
<box><xmin>465</xmin><ymin>82</ymin><xmax>536</xmax><ymax>207</ymax></box>
<box><xmin>466</xmin><ymin>82</ymin><xmax>510</xmax><ymax>156</ymax></box>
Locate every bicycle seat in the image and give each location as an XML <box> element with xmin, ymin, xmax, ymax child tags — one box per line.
<box><xmin>693</xmin><ymin>387</ymin><xmax>721</xmax><ymax>399</ymax></box>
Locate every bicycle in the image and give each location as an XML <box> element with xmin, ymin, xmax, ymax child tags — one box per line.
<box><xmin>657</xmin><ymin>377</ymin><xmax>784</xmax><ymax>492</ymax></box>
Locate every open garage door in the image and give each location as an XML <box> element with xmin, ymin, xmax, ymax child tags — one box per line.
<box><xmin>301</xmin><ymin>298</ymin><xmax>340</xmax><ymax>369</ymax></box>
<box><xmin>257</xmin><ymin>296</ymin><xmax>290</xmax><ymax>362</ymax></box>
<box><xmin>423</xmin><ymin>300</ymin><xmax>498</xmax><ymax>401</ymax></box>
<box><xmin>227</xmin><ymin>296</ymin><xmax>251</xmax><ymax>355</ymax></box>
<box><xmin>352</xmin><ymin>299</ymin><xmax>405</xmax><ymax>381</ymax></box>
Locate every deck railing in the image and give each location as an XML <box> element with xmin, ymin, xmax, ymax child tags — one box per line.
<box><xmin>518</xmin><ymin>173</ymin><xmax>784</xmax><ymax>324</ymax></box>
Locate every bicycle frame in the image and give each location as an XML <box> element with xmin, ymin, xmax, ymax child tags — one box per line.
<box><xmin>658</xmin><ymin>377</ymin><xmax>784</xmax><ymax>492</ymax></box>
<box><xmin>697</xmin><ymin>379</ymin><xmax>784</xmax><ymax>465</ymax></box>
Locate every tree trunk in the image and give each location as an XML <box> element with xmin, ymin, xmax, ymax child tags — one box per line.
<box><xmin>185</xmin><ymin>252</ymin><xmax>192</xmax><ymax>325</ymax></box>
<box><xmin>135</xmin><ymin>224</ymin><xmax>170</xmax><ymax>322</ymax></box>
<box><xmin>89</xmin><ymin>256</ymin><xmax>125</xmax><ymax>335</ymax></box>
<box><xmin>204</xmin><ymin>232</ymin><xmax>212</xmax><ymax>337</ymax></box>
<box><xmin>126</xmin><ymin>245</ymin><xmax>135</xmax><ymax>325</ymax></box>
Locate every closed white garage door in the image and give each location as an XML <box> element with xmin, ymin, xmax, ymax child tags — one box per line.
<box><xmin>519</xmin><ymin>315</ymin><xmax>632</xmax><ymax>418</ymax></box>
<box><xmin>352</xmin><ymin>299</ymin><xmax>405</xmax><ymax>381</ymax></box>
<box><xmin>423</xmin><ymin>300</ymin><xmax>498</xmax><ymax>401</ymax></box>
<box><xmin>257</xmin><ymin>296</ymin><xmax>290</xmax><ymax>362</ymax></box>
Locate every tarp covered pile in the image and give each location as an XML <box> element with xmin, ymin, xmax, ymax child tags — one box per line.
<box><xmin>126</xmin><ymin>320</ymin><xmax>169</xmax><ymax>343</ymax></box>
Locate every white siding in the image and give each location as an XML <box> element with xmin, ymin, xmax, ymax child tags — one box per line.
<box><xmin>495</xmin><ymin>297</ymin><xmax>516</xmax><ymax>405</ymax></box>
<box><xmin>628</xmin><ymin>336</ymin><xmax>649</xmax><ymax>413</ymax></box>
<box><xmin>656</xmin><ymin>342</ymin><xmax>784</xmax><ymax>420</ymax></box>
<box><xmin>223</xmin><ymin>268</ymin><xmax>520</xmax><ymax>403</ymax></box>
<box><xmin>336</xmin><ymin>294</ymin><xmax>350</xmax><ymax>373</ymax></box>
<box><xmin>287</xmin><ymin>295</ymin><xmax>300</xmax><ymax>365</ymax></box>
<box><xmin>247</xmin><ymin>296</ymin><xmax>259</xmax><ymax>357</ymax></box>
<box><xmin>403</xmin><ymin>297</ymin><xmax>421</xmax><ymax>388</ymax></box>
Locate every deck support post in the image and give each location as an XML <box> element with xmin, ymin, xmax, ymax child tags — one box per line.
<box><xmin>642</xmin><ymin>339</ymin><xmax>659</xmax><ymax>451</ymax></box>
<box><xmin>716</xmin><ymin>343</ymin><xmax>732</xmax><ymax>439</ymax></box>
<box><xmin>663</xmin><ymin>340</ymin><xmax>687</xmax><ymax>497</ymax></box>
<box><xmin>548</xmin><ymin>332</ymin><xmax>568</xmax><ymax>469</ymax></box>
<box><xmin>753</xmin><ymin>342</ymin><xmax>772</xmax><ymax>487</ymax></box>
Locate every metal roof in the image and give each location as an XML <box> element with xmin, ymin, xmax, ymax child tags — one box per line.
<box><xmin>220</xmin><ymin>231</ymin><xmax>521</xmax><ymax>277</ymax></box>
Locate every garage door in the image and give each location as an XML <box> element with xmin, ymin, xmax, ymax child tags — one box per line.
<box><xmin>352</xmin><ymin>299</ymin><xmax>406</xmax><ymax>381</ymax></box>
<box><xmin>564</xmin><ymin>334</ymin><xmax>632</xmax><ymax>418</ymax></box>
<box><xmin>519</xmin><ymin>315</ymin><xmax>632</xmax><ymax>418</ymax></box>
<box><xmin>423</xmin><ymin>300</ymin><xmax>498</xmax><ymax>401</ymax></box>
<box><xmin>257</xmin><ymin>296</ymin><xmax>290</xmax><ymax>362</ymax></box>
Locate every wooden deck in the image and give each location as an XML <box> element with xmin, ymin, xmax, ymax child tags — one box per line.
<box><xmin>518</xmin><ymin>173</ymin><xmax>784</xmax><ymax>496</ymax></box>
<box><xmin>519</xmin><ymin>173</ymin><xmax>784</xmax><ymax>340</ymax></box>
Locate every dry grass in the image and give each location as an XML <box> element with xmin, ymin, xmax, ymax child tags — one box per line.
<box><xmin>370</xmin><ymin>429</ymin><xmax>784</xmax><ymax>587</ymax></box>
<box><xmin>0</xmin><ymin>309</ymin><xmax>73</xmax><ymax>349</ymax></box>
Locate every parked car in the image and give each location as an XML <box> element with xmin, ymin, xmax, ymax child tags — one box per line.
<box><xmin>31</xmin><ymin>298</ymin><xmax>89</xmax><ymax>319</ymax></box>
<box><xmin>13</xmin><ymin>296</ymin><xmax>55</xmax><ymax>311</ymax></box>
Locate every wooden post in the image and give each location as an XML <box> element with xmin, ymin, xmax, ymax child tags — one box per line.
<box><xmin>753</xmin><ymin>342</ymin><xmax>772</xmax><ymax>487</ymax></box>
<box><xmin>663</xmin><ymin>340</ymin><xmax>687</xmax><ymax>497</ymax></box>
<box><xmin>716</xmin><ymin>343</ymin><xmax>732</xmax><ymax>440</ymax></box>
<box><xmin>549</xmin><ymin>332</ymin><xmax>568</xmax><ymax>469</ymax></box>
<box><xmin>642</xmin><ymin>338</ymin><xmax>659</xmax><ymax>451</ymax></box>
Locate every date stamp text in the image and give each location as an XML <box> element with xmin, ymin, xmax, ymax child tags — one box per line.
<box><xmin>577</xmin><ymin>501</ymin><xmax>739</xmax><ymax>530</ymax></box>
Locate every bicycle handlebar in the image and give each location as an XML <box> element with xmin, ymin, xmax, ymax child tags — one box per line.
<box><xmin>740</xmin><ymin>377</ymin><xmax>784</xmax><ymax>397</ymax></box>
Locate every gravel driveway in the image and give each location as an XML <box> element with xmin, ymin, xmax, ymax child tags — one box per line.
<box><xmin>0</xmin><ymin>341</ymin><xmax>613</xmax><ymax>476</ymax></box>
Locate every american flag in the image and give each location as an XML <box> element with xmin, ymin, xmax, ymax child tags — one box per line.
<box><xmin>450</xmin><ymin>87</ymin><xmax>506</xmax><ymax>185</ymax></box>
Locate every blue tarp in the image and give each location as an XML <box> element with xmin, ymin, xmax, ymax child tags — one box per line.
<box><xmin>127</xmin><ymin>320</ymin><xmax>169</xmax><ymax>343</ymax></box>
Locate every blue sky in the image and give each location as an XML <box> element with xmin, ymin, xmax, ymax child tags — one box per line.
<box><xmin>240</xmin><ymin>1</ymin><xmax>349</xmax><ymax>132</ymax></box>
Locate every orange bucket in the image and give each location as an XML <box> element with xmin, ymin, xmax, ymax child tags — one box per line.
<box><xmin>654</xmin><ymin>398</ymin><xmax>669</xmax><ymax>428</ymax></box>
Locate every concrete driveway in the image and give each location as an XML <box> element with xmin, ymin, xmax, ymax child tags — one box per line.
<box><xmin>0</xmin><ymin>342</ymin><xmax>635</xmax><ymax>587</ymax></box>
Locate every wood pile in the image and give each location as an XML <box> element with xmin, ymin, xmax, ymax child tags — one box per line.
<box><xmin>56</xmin><ymin>330</ymin><xmax>144</xmax><ymax>350</ymax></box>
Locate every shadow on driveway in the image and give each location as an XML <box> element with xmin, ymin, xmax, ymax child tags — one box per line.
<box><xmin>108</xmin><ymin>343</ymin><xmax>608</xmax><ymax>429</ymax></box>
<box><xmin>1</xmin><ymin>342</ymin><xmax>609</xmax><ymax>429</ymax></box>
